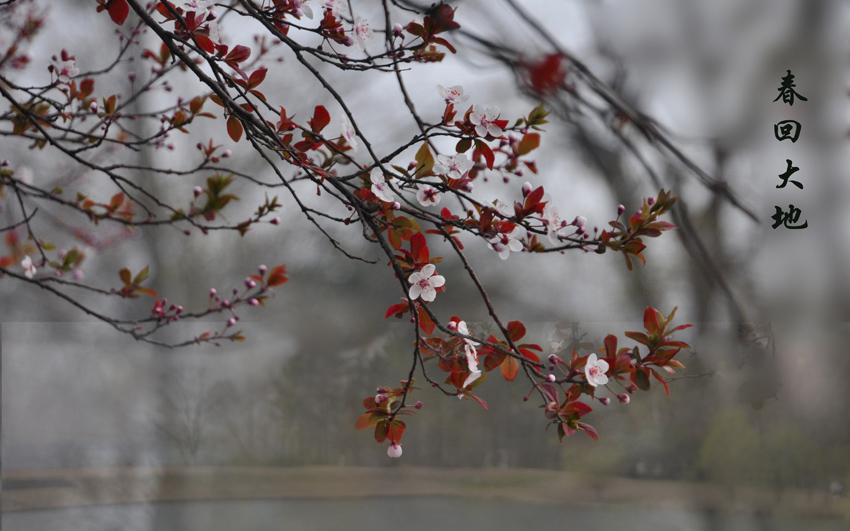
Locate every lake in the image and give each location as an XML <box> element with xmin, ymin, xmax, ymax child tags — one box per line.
<box><xmin>4</xmin><ymin>496</ymin><xmax>847</xmax><ymax>531</ymax></box>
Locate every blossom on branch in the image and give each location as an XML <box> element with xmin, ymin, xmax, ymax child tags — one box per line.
<box><xmin>543</xmin><ymin>204</ymin><xmax>568</xmax><ymax>245</ymax></box>
<box><xmin>22</xmin><ymin>256</ymin><xmax>36</xmax><ymax>279</ymax></box>
<box><xmin>352</xmin><ymin>14</ymin><xmax>371</xmax><ymax>51</ymax></box>
<box><xmin>387</xmin><ymin>441</ymin><xmax>402</xmax><ymax>458</ymax></box>
<box><xmin>488</xmin><ymin>226</ymin><xmax>525</xmax><ymax>260</ymax></box>
<box><xmin>339</xmin><ymin>114</ymin><xmax>358</xmax><ymax>152</ymax></box>
<box><xmin>408</xmin><ymin>263</ymin><xmax>445</xmax><ymax>302</ymax></box>
<box><xmin>436</xmin><ymin>84</ymin><xmax>469</xmax><ymax>105</ymax></box>
<box><xmin>416</xmin><ymin>184</ymin><xmax>441</xmax><ymax>207</ymax></box>
<box><xmin>584</xmin><ymin>353</ymin><xmax>609</xmax><ymax>387</ymax></box>
<box><xmin>50</xmin><ymin>58</ymin><xmax>78</xmax><ymax>83</ymax></box>
<box><xmin>433</xmin><ymin>153</ymin><xmax>473</xmax><ymax>180</ymax></box>
<box><xmin>458</xmin><ymin>320</ymin><xmax>481</xmax><ymax>388</ymax></box>
<box><xmin>470</xmin><ymin>105</ymin><xmax>503</xmax><ymax>137</ymax></box>
<box><xmin>370</xmin><ymin>168</ymin><xmax>394</xmax><ymax>203</ymax></box>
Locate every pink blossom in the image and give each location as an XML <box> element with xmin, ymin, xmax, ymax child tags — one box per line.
<box><xmin>370</xmin><ymin>168</ymin><xmax>394</xmax><ymax>203</ymax></box>
<box><xmin>433</xmin><ymin>153</ymin><xmax>473</xmax><ymax>179</ymax></box>
<box><xmin>352</xmin><ymin>14</ymin><xmax>371</xmax><ymax>51</ymax></box>
<box><xmin>488</xmin><ymin>226</ymin><xmax>525</xmax><ymax>260</ymax></box>
<box><xmin>457</xmin><ymin>320</ymin><xmax>481</xmax><ymax>388</ymax></box>
<box><xmin>22</xmin><ymin>255</ymin><xmax>36</xmax><ymax>279</ymax></box>
<box><xmin>584</xmin><ymin>353</ymin><xmax>609</xmax><ymax>387</ymax></box>
<box><xmin>339</xmin><ymin>114</ymin><xmax>358</xmax><ymax>152</ymax></box>
<box><xmin>51</xmin><ymin>58</ymin><xmax>79</xmax><ymax>83</ymax></box>
<box><xmin>469</xmin><ymin>105</ymin><xmax>503</xmax><ymax>137</ymax></box>
<box><xmin>408</xmin><ymin>263</ymin><xmax>445</xmax><ymax>302</ymax></box>
<box><xmin>416</xmin><ymin>184</ymin><xmax>441</xmax><ymax>207</ymax></box>
<box><xmin>387</xmin><ymin>441</ymin><xmax>402</xmax><ymax>458</ymax></box>
<box><xmin>319</xmin><ymin>0</ymin><xmax>343</xmax><ymax>16</ymax></box>
<box><xmin>543</xmin><ymin>204</ymin><xmax>568</xmax><ymax>245</ymax></box>
<box><xmin>436</xmin><ymin>84</ymin><xmax>470</xmax><ymax>105</ymax></box>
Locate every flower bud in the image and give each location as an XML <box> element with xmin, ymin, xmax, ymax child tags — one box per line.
<box><xmin>387</xmin><ymin>441</ymin><xmax>402</xmax><ymax>458</ymax></box>
<box><xmin>617</xmin><ymin>204</ymin><xmax>625</xmax><ymax>216</ymax></box>
<box><xmin>599</xmin><ymin>397</ymin><xmax>611</xmax><ymax>406</ymax></box>
<box><xmin>227</xmin><ymin>318</ymin><xmax>236</xmax><ymax>327</ymax></box>
<box><xmin>245</xmin><ymin>278</ymin><xmax>257</xmax><ymax>289</ymax></box>
<box><xmin>572</xmin><ymin>216</ymin><xmax>586</xmax><ymax>227</ymax></box>
<box><xmin>222</xmin><ymin>149</ymin><xmax>232</xmax><ymax>158</ymax></box>
<box><xmin>209</xmin><ymin>288</ymin><xmax>217</xmax><ymax>297</ymax></box>
<box><xmin>617</xmin><ymin>393</ymin><xmax>631</xmax><ymax>404</ymax></box>
<box><xmin>270</xmin><ymin>217</ymin><xmax>281</xmax><ymax>225</ymax></box>
<box><xmin>447</xmin><ymin>321</ymin><xmax>457</xmax><ymax>331</ymax></box>
<box><xmin>521</xmin><ymin>182</ymin><xmax>533</xmax><ymax>197</ymax></box>
<box><xmin>128</xmin><ymin>72</ymin><xmax>136</xmax><ymax>82</ymax></box>
<box><xmin>193</xmin><ymin>186</ymin><xmax>202</xmax><ymax>198</ymax></box>
<box><xmin>414</xmin><ymin>400</ymin><xmax>423</xmax><ymax>409</ymax></box>
<box><xmin>392</xmin><ymin>23</ymin><xmax>404</xmax><ymax>37</ymax></box>
<box><xmin>647</xmin><ymin>196</ymin><xmax>655</xmax><ymax>206</ymax></box>
<box><xmin>73</xmin><ymin>269</ymin><xmax>85</xmax><ymax>280</ymax></box>
<box><xmin>249</xmin><ymin>298</ymin><xmax>259</xmax><ymax>306</ymax></box>
<box><xmin>461</xmin><ymin>182</ymin><xmax>473</xmax><ymax>193</ymax></box>
<box><xmin>90</xmin><ymin>101</ymin><xmax>98</xmax><ymax>112</ymax></box>
<box><xmin>547</xmin><ymin>374</ymin><xmax>556</xmax><ymax>382</ymax></box>
<box><xmin>259</xmin><ymin>265</ymin><xmax>268</xmax><ymax>275</ymax></box>
<box><xmin>625</xmin><ymin>384</ymin><xmax>637</xmax><ymax>394</ymax></box>
<box><xmin>391</xmin><ymin>201</ymin><xmax>401</xmax><ymax>210</ymax></box>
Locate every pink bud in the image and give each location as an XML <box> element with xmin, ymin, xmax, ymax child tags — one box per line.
<box><xmin>447</xmin><ymin>321</ymin><xmax>457</xmax><ymax>331</ymax></box>
<box><xmin>387</xmin><ymin>441</ymin><xmax>402</xmax><ymax>458</ymax></box>
<box><xmin>270</xmin><ymin>217</ymin><xmax>281</xmax><ymax>225</ymax></box>
<box><xmin>227</xmin><ymin>318</ymin><xmax>236</xmax><ymax>327</ymax></box>
<box><xmin>193</xmin><ymin>186</ymin><xmax>202</xmax><ymax>198</ymax></box>
<box><xmin>647</xmin><ymin>196</ymin><xmax>655</xmax><ymax>206</ymax></box>
<box><xmin>209</xmin><ymin>288</ymin><xmax>217</xmax><ymax>297</ymax></box>
<box><xmin>521</xmin><ymin>182</ymin><xmax>533</xmax><ymax>197</ymax></box>
<box><xmin>572</xmin><ymin>216</ymin><xmax>586</xmax><ymax>227</ymax></box>
<box><xmin>245</xmin><ymin>278</ymin><xmax>257</xmax><ymax>289</ymax></box>
<box><xmin>249</xmin><ymin>298</ymin><xmax>259</xmax><ymax>306</ymax></box>
<box><xmin>391</xmin><ymin>201</ymin><xmax>401</xmax><ymax>210</ymax></box>
<box><xmin>461</xmin><ymin>182</ymin><xmax>473</xmax><ymax>193</ymax></box>
<box><xmin>393</xmin><ymin>23</ymin><xmax>404</xmax><ymax>37</ymax></box>
<box><xmin>547</xmin><ymin>374</ymin><xmax>556</xmax><ymax>382</ymax></box>
<box><xmin>128</xmin><ymin>72</ymin><xmax>136</xmax><ymax>82</ymax></box>
<box><xmin>599</xmin><ymin>397</ymin><xmax>611</xmax><ymax>406</ymax></box>
<box><xmin>222</xmin><ymin>149</ymin><xmax>232</xmax><ymax>158</ymax></box>
<box><xmin>259</xmin><ymin>265</ymin><xmax>268</xmax><ymax>275</ymax></box>
<box><xmin>414</xmin><ymin>400</ymin><xmax>423</xmax><ymax>409</ymax></box>
<box><xmin>617</xmin><ymin>204</ymin><xmax>625</xmax><ymax>216</ymax></box>
<box><xmin>90</xmin><ymin>102</ymin><xmax>97</xmax><ymax>112</ymax></box>
<box><xmin>617</xmin><ymin>393</ymin><xmax>631</xmax><ymax>404</ymax></box>
<box><xmin>73</xmin><ymin>269</ymin><xmax>85</xmax><ymax>280</ymax></box>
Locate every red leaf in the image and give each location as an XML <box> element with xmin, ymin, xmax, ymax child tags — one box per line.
<box><xmin>643</xmin><ymin>307</ymin><xmax>661</xmax><ymax>335</ymax></box>
<box><xmin>516</xmin><ymin>133</ymin><xmax>540</xmax><ymax>156</ymax></box>
<box><xmin>506</xmin><ymin>320</ymin><xmax>526</xmax><ymax>342</ymax></box>
<box><xmin>309</xmin><ymin>105</ymin><xmax>330</xmax><ymax>134</ymax></box>
<box><xmin>501</xmin><ymin>356</ymin><xmax>519</xmax><ymax>381</ymax></box>
<box><xmin>475</xmin><ymin>140</ymin><xmax>495</xmax><ymax>169</ymax></box>
<box><xmin>355</xmin><ymin>412</ymin><xmax>380</xmax><ymax>430</ymax></box>
<box><xmin>417</xmin><ymin>306</ymin><xmax>435</xmax><ymax>335</ymax></box>
<box><xmin>650</xmin><ymin>368</ymin><xmax>670</xmax><ymax>397</ymax></box>
<box><xmin>576</xmin><ymin>422</ymin><xmax>599</xmax><ymax>441</ymax></box>
<box><xmin>226</xmin><ymin>116</ymin><xmax>243</xmax><ymax>142</ymax></box>
<box><xmin>384</xmin><ymin>302</ymin><xmax>409</xmax><ymax>319</ymax></box>
<box><xmin>469</xmin><ymin>393</ymin><xmax>488</xmax><ymax>410</ymax></box>
<box><xmin>247</xmin><ymin>68</ymin><xmax>268</xmax><ymax>89</ymax></box>
<box><xmin>388</xmin><ymin>420</ymin><xmax>405</xmax><ymax>442</ymax></box>
<box><xmin>107</xmin><ymin>0</ymin><xmax>130</xmax><ymax>25</ymax></box>
<box><xmin>267</xmin><ymin>264</ymin><xmax>288</xmax><ymax>287</ymax></box>
<box><xmin>225</xmin><ymin>45</ymin><xmax>251</xmax><ymax>64</ymax></box>
<box><xmin>410</xmin><ymin>232</ymin><xmax>429</xmax><ymax>264</ymax></box>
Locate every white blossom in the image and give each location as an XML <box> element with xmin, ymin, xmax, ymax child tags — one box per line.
<box><xmin>584</xmin><ymin>353</ymin><xmax>610</xmax><ymax>387</ymax></box>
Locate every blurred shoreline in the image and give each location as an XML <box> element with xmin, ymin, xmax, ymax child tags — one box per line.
<box><xmin>3</xmin><ymin>465</ymin><xmax>847</xmax><ymax>519</ymax></box>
